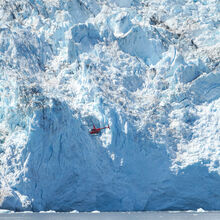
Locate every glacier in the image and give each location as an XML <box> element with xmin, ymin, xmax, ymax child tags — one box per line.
<box><xmin>0</xmin><ymin>0</ymin><xmax>219</xmax><ymax>212</ymax></box>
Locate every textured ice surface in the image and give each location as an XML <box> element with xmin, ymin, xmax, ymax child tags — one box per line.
<box><xmin>0</xmin><ymin>0</ymin><xmax>219</xmax><ymax>212</ymax></box>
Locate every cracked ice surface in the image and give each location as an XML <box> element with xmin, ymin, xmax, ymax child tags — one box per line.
<box><xmin>0</xmin><ymin>0</ymin><xmax>220</xmax><ymax>212</ymax></box>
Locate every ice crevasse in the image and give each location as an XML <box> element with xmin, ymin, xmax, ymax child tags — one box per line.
<box><xmin>0</xmin><ymin>0</ymin><xmax>220</xmax><ymax>211</ymax></box>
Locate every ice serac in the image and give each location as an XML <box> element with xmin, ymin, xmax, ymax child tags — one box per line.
<box><xmin>0</xmin><ymin>0</ymin><xmax>220</xmax><ymax>212</ymax></box>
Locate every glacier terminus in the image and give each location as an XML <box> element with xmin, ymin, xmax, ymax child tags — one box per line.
<box><xmin>0</xmin><ymin>0</ymin><xmax>220</xmax><ymax>212</ymax></box>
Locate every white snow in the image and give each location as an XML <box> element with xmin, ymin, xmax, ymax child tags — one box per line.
<box><xmin>39</xmin><ymin>210</ymin><xmax>56</xmax><ymax>213</ymax></box>
<box><xmin>0</xmin><ymin>0</ymin><xmax>219</xmax><ymax>212</ymax></box>
<box><xmin>197</xmin><ymin>208</ymin><xmax>206</xmax><ymax>213</ymax></box>
<box><xmin>70</xmin><ymin>210</ymin><xmax>79</xmax><ymax>213</ymax></box>
<box><xmin>91</xmin><ymin>210</ymin><xmax>100</xmax><ymax>213</ymax></box>
<box><xmin>0</xmin><ymin>209</ymin><xmax>14</xmax><ymax>214</ymax></box>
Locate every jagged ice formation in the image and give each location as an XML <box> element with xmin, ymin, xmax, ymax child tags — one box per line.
<box><xmin>0</xmin><ymin>0</ymin><xmax>220</xmax><ymax>211</ymax></box>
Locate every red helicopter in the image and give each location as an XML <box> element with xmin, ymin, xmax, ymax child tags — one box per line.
<box><xmin>89</xmin><ymin>124</ymin><xmax>110</xmax><ymax>135</ymax></box>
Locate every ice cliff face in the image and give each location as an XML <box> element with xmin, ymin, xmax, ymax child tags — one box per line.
<box><xmin>0</xmin><ymin>0</ymin><xmax>220</xmax><ymax>211</ymax></box>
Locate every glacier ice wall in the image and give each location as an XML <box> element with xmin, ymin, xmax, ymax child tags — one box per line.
<box><xmin>0</xmin><ymin>0</ymin><xmax>220</xmax><ymax>211</ymax></box>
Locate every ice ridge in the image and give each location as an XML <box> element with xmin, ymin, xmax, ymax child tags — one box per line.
<box><xmin>0</xmin><ymin>0</ymin><xmax>219</xmax><ymax>212</ymax></box>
